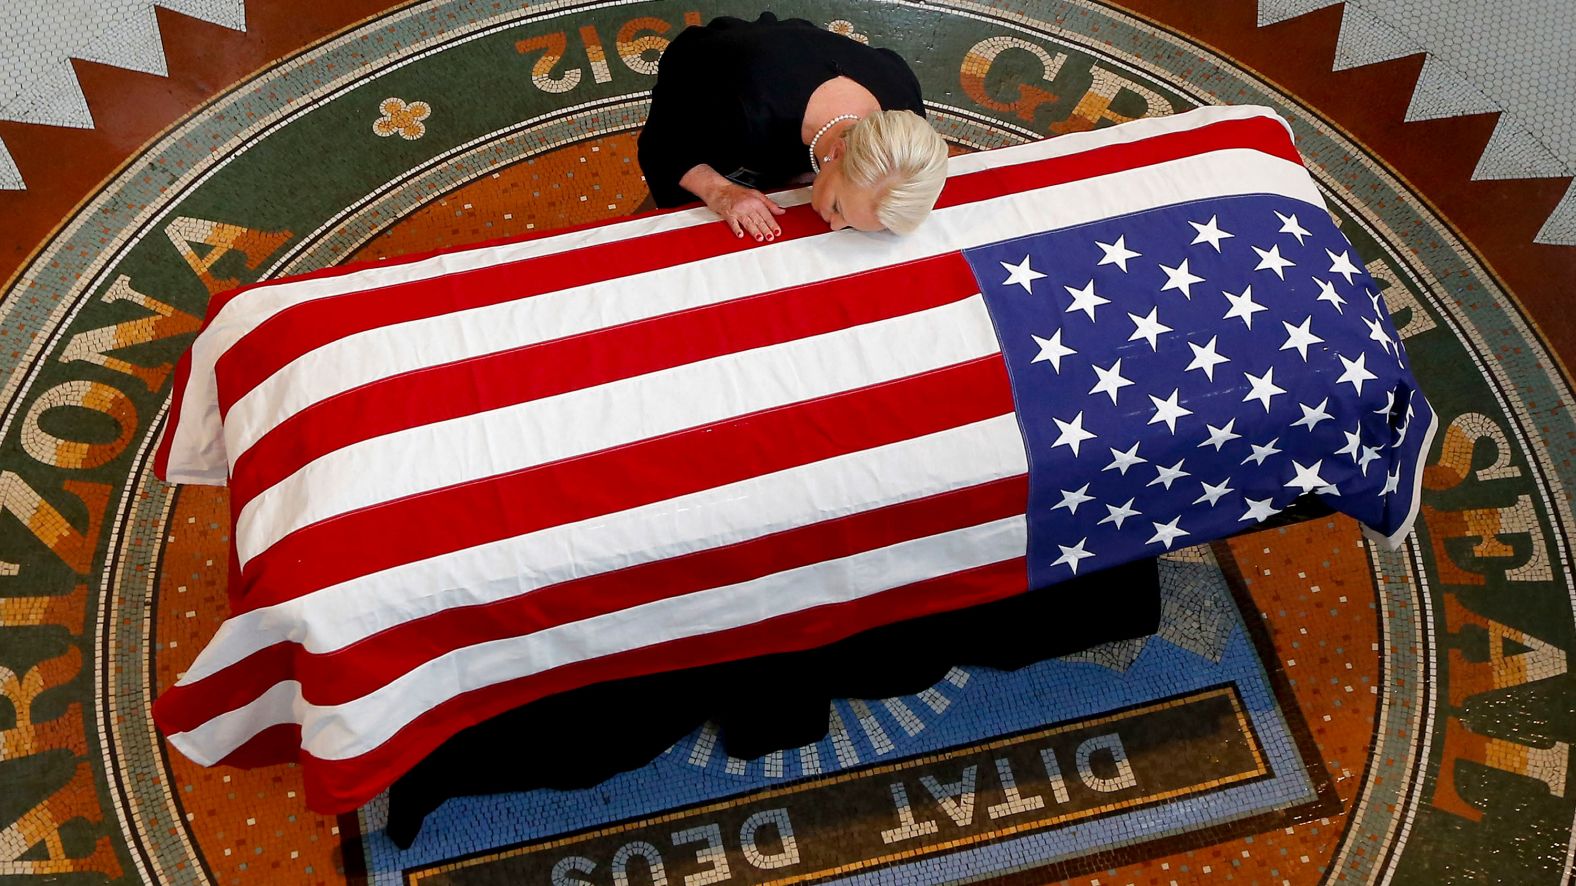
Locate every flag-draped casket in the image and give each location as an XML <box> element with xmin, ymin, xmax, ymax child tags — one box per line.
<box><xmin>152</xmin><ymin>105</ymin><xmax>1436</xmax><ymax>814</ymax></box>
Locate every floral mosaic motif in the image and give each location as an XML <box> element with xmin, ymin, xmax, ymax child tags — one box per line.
<box><xmin>827</xmin><ymin>19</ymin><xmax>870</xmax><ymax>44</ymax></box>
<box><xmin>374</xmin><ymin>97</ymin><xmax>432</xmax><ymax>140</ymax></box>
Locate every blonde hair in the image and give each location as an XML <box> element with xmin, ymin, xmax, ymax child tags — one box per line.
<box><xmin>840</xmin><ymin>110</ymin><xmax>949</xmax><ymax>235</ymax></box>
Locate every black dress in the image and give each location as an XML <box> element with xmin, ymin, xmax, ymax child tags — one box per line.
<box><xmin>637</xmin><ymin>12</ymin><xmax>926</xmax><ymax>208</ymax></box>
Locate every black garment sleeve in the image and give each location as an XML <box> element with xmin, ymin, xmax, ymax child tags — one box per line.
<box><xmin>637</xmin><ymin>27</ymin><xmax>740</xmax><ymax>208</ymax></box>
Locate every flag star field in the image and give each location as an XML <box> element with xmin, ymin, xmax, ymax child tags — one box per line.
<box><xmin>965</xmin><ymin>194</ymin><xmax>1433</xmax><ymax>591</ymax></box>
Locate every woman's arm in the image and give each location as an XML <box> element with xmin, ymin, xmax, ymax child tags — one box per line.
<box><xmin>679</xmin><ymin>164</ymin><xmax>785</xmax><ymax>241</ymax></box>
<box><xmin>637</xmin><ymin>28</ymin><xmax>726</xmax><ymax>208</ymax></box>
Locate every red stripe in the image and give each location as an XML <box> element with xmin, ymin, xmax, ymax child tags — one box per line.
<box><xmin>932</xmin><ymin>116</ymin><xmax>1298</xmax><ymax>210</ymax></box>
<box><xmin>225</xmin><ymin>254</ymin><xmax>981</xmax><ymax>514</ymax></box>
<box><xmin>209</xmin><ymin>722</ymin><xmax>301</xmax><ymax>769</ymax></box>
<box><xmin>232</xmin><ymin>355</ymin><xmax>1015</xmax><ymax>613</ymax></box>
<box><xmin>298</xmin><ymin>557</ymin><xmax>1033</xmax><ymax>814</ymax></box>
<box><xmin>211</xmin><ymin>116</ymin><xmax>1295</xmax><ymax>417</ymax></box>
<box><xmin>153</xmin><ymin>474</ymin><xmax>1027</xmax><ymax>733</ymax></box>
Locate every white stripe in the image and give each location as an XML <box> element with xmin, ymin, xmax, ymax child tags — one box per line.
<box><xmin>179</xmin><ymin>415</ymin><xmax>1028</xmax><ymax>685</ymax></box>
<box><xmin>233</xmin><ymin>295</ymin><xmax>1001</xmax><ymax>565</ymax></box>
<box><xmin>165</xmin><ymin>105</ymin><xmax>1306</xmax><ymax>483</ymax></box>
<box><xmin>167</xmin><ymin>515</ymin><xmax>1029</xmax><ymax>764</ymax></box>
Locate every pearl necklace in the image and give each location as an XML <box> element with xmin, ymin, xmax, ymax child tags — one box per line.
<box><xmin>808</xmin><ymin>114</ymin><xmax>860</xmax><ymax>174</ymax></box>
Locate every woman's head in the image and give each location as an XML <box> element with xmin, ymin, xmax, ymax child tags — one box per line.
<box><xmin>811</xmin><ymin>110</ymin><xmax>948</xmax><ymax>235</ymax></box>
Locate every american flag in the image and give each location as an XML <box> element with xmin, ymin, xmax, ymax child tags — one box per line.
<box><xmin>152</xmin><ymin>105</ymin><xmax>1435</xmax><ymax>813</ymax></box>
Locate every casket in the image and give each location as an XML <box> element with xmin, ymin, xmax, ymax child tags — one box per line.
<box><xmin>151</xmin><ymin>104</ymin><xmax>1435</xmax><ymax>824</ymax></box>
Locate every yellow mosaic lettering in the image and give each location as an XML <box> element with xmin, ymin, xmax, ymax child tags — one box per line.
<box><xmin>579</xmin><ymin>25</ymin><xmax>612</xmax><ymax>84</ymax></box>
<box><xmin>517</xmin><ymin>32</ymin><xmax>581</xmax><ymax>94</ymax></box>
<box><xmin>163</xmin><ymin>216</ymin><xmax>291</xmax><ymax>296</ymax></box>
<box><xmin>1368</xmin><ymin>266</ymin><xmax>1436</xmax><ymax>339</ymax></box>
<box><xmin>1051</xmin><ymin>64</ymin><xmax>1173</xmax><ymax>135</ymax></box>
<box><xmin>1433</xmin><ymin>715</ymin><xmax>1567</xmax><ymax>823</ymax></box>
<box><xmin>1443</xmin><ymin>593</ymin><xmax>1567</xmax><ymax>706</ymax></box>
<box><xmin>0</xmin><ymin>475</ymin><xmax>111</xmax><ymax>575</ymax></box>
<box><xmin>0</xmin><ymin>645</ymin><xmax>87</xmax><ymax>761</ymax></box>
<box><xmin>59</xmin><ymin>274</ymin><xmax>202</xmax><ymax>393</ymax></box>
<box><xmin>0</xmin><ymin>583</ymin><xmax>88</xmax><ymax>634</ymax></box>
<box><xmin>1425</xmin><ymin>412</ymin><xmax>1521</xmax><ymax>490</ymax></box>
<box><xmin>617</xmin><ymin>16</ymin><xmax>673</xmax><ymax>75</ymax></box>
<box><xmin>1423</xmin><ymin>495</ymin><xmax>1552</xmax><ymax>585</ymax></box>
<box><xmin>20</xmin><ymin>381</ymin><xmax>137</xmax><ymax>471</ymax></box>
<box><xmin>0</xmin><ymin>762</ymin><xmax>123</xmax><ymax>878</ymax></box>
<box><xmin>959</xmin><ymin>36</ymin><xmax>1065</xmax><ymax>123</ymax></box>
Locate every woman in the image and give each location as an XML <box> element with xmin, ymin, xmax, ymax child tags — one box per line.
<box><xmin>637</xmin><ymin>12</ymin><xmax>949</xmax><ymax>239</ymax></box>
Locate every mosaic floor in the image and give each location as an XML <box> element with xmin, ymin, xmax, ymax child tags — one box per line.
<box><xmin>1</xmin><ymin>1</ymin><xmax>1572</xmax><ymax>884</ymax></box>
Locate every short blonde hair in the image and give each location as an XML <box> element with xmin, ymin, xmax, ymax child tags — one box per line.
<box><xmin>840</xmin><ymin>110</ymin><xmax>949</xmax><ymax>235</ymax></box>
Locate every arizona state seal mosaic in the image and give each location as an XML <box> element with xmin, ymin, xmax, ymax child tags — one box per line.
<box><xmin>1</xmin><ymin>1</ymin><xmax>1571</xmax><ymax>884</ymax></box>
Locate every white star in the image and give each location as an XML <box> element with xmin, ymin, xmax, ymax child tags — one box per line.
<box><xmin>1314</xmin><ymin>278</ymin><xmax>1346</xmax><ymax>314</ymax></box>
<box><xmin>1363</xmin><ymin>316</ymin><xmax>1395</xmax><ymax>354</ymax></box>
<box><xmin>1285</xmin><ymin>458</ymin><xmax>1330</xmax><ymax>495</ymax></box>
<box><xmin>1000</xmin><ymin>255</ymin><xmax>1047</xmax><ymax>293</ymax></box>
<box><xmin>1291</xmin><ymin>397</ymin><xmax>1334</xmax><ymax>431</ymax></box>
<box><xmin>1189</xmin><ymin>215</ymin><xmax>1233</xmax><ymax>251</ymax></box>
<box><xmin>1030</xmin><ymin>330</ymin><xmax>1076</xmax><ymax>372</ymax></box>
<box><xmin>1089</xmin><ymin>358</ymin><xmax>1134</xmax><ymax>404</ymax></box>
<box><xmin>1148</xmin><ymin>388</ymin><xmax>1194</xmax><ymax>433</ymax></box>
<box><xmin>1146</xmin><ymin>517</ymin><xmax>1190</xmax><ymax>550</ymax></box>
<box><xmin>1104</xmin><ymin>442</ymin><xmax>1146</xmax><ymax>475</ymax></box>
<box><xmin>1052</xmin><ymin>537</ymin><xmax>1095</xmax><ymax>573</ymax></box>
<box><xmin>1394</xmin><ymin>405</ymin><xmax>1413</xmax><ymax>448</ymax></box>
<box><xmin>1374</xmin><ymin>388</ymin><xmax>1396</xmax><ymax>416</ymax></box>
<box><xmin>1194</xmin><ymin>478</ymin><xmax>1234</xmax><ymax>506</ymax></box>
<box><xmin>1222</xmin><ymin>285</ymin><xmax>1267</xmax><ymax>329</ymax></box>
<box><xmin>1336</xmin><ymin>353</ymin><xmax>1378</xmax><ymax>396</ymax></box>
<box><xmin>1327</xmin><ymin>248</ymin><xmax>1361</xmax><ymax>284</ymax></box>
<box><xmin>1252</xmin><ymin>244</ymin><xmax>1295</xmax><ymax>280</ymax></box>
<box><xmin>1199</xmin><ymin>418</ymin><xmax>1242</xmax><ymax>451</ymax></box>
<box><xmin>1317</xmin><ymin>484</ymin><xmax>1342</xmax><ymax>497</ymax></box>
<box><xmin>1051</xmin><ymin>411</ymin><xmax>1097</xmax><ymax>456</ymax></box>
<box><xmin>1064</xmin><ymin>280</ymin><xmax>1111</xmax><ymax>321</ymax></box>
<box><xmin>1240</xmin><ymin>497</ymin><xmax>1282</xmax><ymax>523</ymax></box>
<box><xmin>1242</xmin><ymin>437</ymin><xmax>1282</xmax><ymax>466</ymax></box>
<box><xmin>1336</xmin><ymin>424</ymin><xmax>1363</xmax><ymax>461</ymax></box>
<box><xmin>1159</xmin><ymin>259</ymin><xmax>1205</xmax><ymax>300</ymax></box>
<box><xmin>1127</xmin><ymin>306</ymin><xmax>1173</xmax><ymax>350</ymax></box>
<box><xmin>1052</xmin><ymin>483</ymin><xmax>1095</xmax><ymax>515</ymax></box>
<box><xmin>1381</xmin><ymin>468</ymin><xmax>1402</xmax><ymax>496</ymax></box>
<box><xmin>1242</xmin><ymin>366</ymin><xmax>1287</xmax><ymax>412</ymax></box>
<box><xmin>1099</xmin><ymin>497</ymin><xmax>1141</xmax><ymax>529</ymax></box>
<box><xmin>1148</xmin><ymin>459</ymin><xmax>1190</xmax><ymax>490</ymax></box>
<box><xmin>1280</xmin><ymin>316</ymin><xmax>1325</xmax><ymax>361</ymax></box>
<box><xmin>1358</xmin><ymin>445</ymin><xmax>1382</xmax><ymax>476</ymax></box>
<box><xmin>1275</xmin><ymin>210</ymin><xmax>1312</xmax><ymax>245</ymax></box>
<box><xmin>1096</xmin><ymin>235</ymin><xmax>1141</xmax><ymax>272</ymax></box>
<box><xmin>1141</xmin><ymin>513</ymin><xmax>1185</xmax><ymax>548</ymax></box>
<box><xmin>1185</xmin><ymin>335</ymin><xmax>1230</xmax><ymax>381</ymax></box>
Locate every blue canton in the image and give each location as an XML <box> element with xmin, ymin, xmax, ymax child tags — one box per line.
<box><xmin>966</xmin><ymin>194</ymin><xmax>1434</xmax><ymax>591</ymax></box>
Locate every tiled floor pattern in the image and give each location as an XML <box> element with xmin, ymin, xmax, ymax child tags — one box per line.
<box><xmin>2</xmin><ymin>1</ymin><xmax>1572</xmax><ymax>883</ymax></box>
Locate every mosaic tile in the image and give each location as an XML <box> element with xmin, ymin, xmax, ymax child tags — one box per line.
<box><xmin>0</xmin><ymin>1</ymin><xmax>1572</xmax><ymax>884</ymax></box>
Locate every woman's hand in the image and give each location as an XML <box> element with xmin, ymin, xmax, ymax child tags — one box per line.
<box><xmin>706</xmin><ymin>183</ymin><xmax>786</xmax><ymax>241</ymax></box>
<box><xmin>679</xmin><ymin>164</ymin><xmax>785</xmax><ymax>241</ymax></box>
